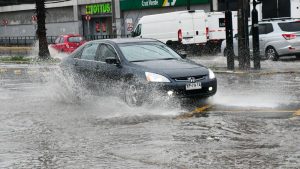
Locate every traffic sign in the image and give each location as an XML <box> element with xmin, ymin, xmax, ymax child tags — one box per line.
<box><xmin>85</xmin><ymin>15</ymin><xmax>91</xmax><ymax>21</ymax></box>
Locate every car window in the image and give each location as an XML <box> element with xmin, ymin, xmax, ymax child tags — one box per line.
<box><xmin>119</xmin><ymin>42</ymin><xmax>181</xmax><ymax>62</ymax></box>
<box><xmin>59</xmin><ymin>37</ymin><xmax>65</xmax><ymax>43</ymax></box>
<box><xmin>278</xmin><ymin>22</ymin><xmax>300</xmax><ymax>32</ymax></box>
<box><xmin>97</xmin><ymin>44</ymin><xmax>118</xmax><ymax>62</ymax></box>
<box><xmin>80</xmin><ymin>43</ymin><xmax>99</xmax><ymax>61</ymax></box>
<box><xmin>68</xmin><ymin>36</ymin><xmax>83</xmax><ymax>43</ymax></box>
<box><xmin>134</xmin><ymin>24</ymin><xmax>142</xmax><ymax>37</ymax></box>
<box><xmin>259</xmin><ymin>24</ymin><xmax>273</xmax><ymax>34</ymax></box>
<box><xmin>55</xmin><ymin>37</ymin><xmax>61</xmax><ymax>44</ymax></box>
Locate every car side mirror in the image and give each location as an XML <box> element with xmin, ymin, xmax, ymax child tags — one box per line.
<box><xmin>105</xmin><ymin>57</ymin><xmax>119</xmax><ymax>65</ymax></box>
<box><xmin>179</xmin><ymin>51</ymin><xmax>187</xmax><ymax>59</ymax></box>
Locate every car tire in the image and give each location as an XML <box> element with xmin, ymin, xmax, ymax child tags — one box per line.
<box><xmin>265</xmin><ymin>47</ymin><xmax>279</xmax><ymax>61</ymax></box>
<box><xmin>124</xmin><ymin>84</ymin><xmax>143</xmax><ymax>106</ymax></box>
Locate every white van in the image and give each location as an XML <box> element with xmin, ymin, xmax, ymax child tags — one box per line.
<box><xmin>132</xmin><ymin>10</ymin><xmax>207</xmax><ymax>47</ymax></box>
<box><xmin>205</xmin><ymin>11</ymin><xmax>238</xmax><ymax>53</ymax></box>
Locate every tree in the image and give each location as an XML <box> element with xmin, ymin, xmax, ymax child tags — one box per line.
<box><xmin>35</xmin><ymin>0</ymin><xmax>50</xmax><ymax>60</ymax></box>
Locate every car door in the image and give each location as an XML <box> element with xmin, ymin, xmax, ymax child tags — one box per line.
<box><xmin>53</xmin><ymin>36</ymin><xmax>62</xmax><ymax>51</ymax></box>
<box><xmin>74</xmin><ymin>43</ymin><xmax>100</xmax><ymax>89</ymax></box>
<box><xmin>258</xmin><ymin>23</ymin><xmax>274</xmax><ymax>54</ymax></box>
<box><xmin>94</xmin><ymin>43</ymin><xmax>123</xmax><ymax>91</ymax></box>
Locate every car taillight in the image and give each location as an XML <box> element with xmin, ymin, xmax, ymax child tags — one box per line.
<box><xmin>206</xmin><ymin>27</ymin><xmax>209</xmax><ymax>39</ymax></box>
<box><xmin>178</xmin><ymin>29</ymin><xmax>182</xmax><ymax>42</ymax></box>
<box><xmin>282</xmin><ymin>34</ymin><xmax>296</xmax><ymax>40</ymax></box>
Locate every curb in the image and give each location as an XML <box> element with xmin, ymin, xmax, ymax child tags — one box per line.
<box><xmin>213</xmin><ymin>69</ymin><xmax>300</xmax><ymax>75</ymax></box>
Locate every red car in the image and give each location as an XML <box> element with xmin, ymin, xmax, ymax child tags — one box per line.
<box><xmin>50</xmin><ymin>34</ymin><xmax>86</xmax><ymax>53</ymax></box>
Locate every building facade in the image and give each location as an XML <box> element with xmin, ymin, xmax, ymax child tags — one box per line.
<box><xmin>0</xmin><ymin>0</ymin><xmax>113</xmax><ymax>37</ymax></box>
<box><xmin>0</xmin><ymin>0</ymin><xmax>211</xmax><ymax>38</ymax></box>
<box><xmin>120</xmin><ymin>0</ymin><xmax>210</xmax><ymax>36</ymax></box>
<box><xmin>213</xmin><ymin>0</ymin><xmax>300</xmax><ymax>21</ymax></box>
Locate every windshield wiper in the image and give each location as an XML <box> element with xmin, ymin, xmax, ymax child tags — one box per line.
<box><xmin>156</xmin><ymin>58</ymin><xmax>177</xmax><ymax>60</ymax></box>
<box><xmin>130</xmin><ymin>60</ymin><xmax>151</xmax><ymax>62</ymax></box>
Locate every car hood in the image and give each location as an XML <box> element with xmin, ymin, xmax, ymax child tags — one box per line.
<box><xmin>132</xmin><ymin>59</ymin><xmax>208</xmax><ymax>78</ymax></box>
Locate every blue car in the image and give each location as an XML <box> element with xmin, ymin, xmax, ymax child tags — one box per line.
<box><xmin>61</xmin><ymin>38</ymin><xmax>217</xmax><ymax>106</ymax></box>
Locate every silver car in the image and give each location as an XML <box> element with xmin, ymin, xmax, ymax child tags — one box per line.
<box><xmin>221</xmin><ymin>18</ymin><xmax>300</xmax><ymax>61</ymax></box>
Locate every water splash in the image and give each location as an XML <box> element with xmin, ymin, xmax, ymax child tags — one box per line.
<box><xmin>29</xmin><ymin>65</ymin><xmax>183</xmax><ymax>124</ymax></box>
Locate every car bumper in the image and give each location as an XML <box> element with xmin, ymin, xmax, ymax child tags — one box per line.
<box><xmin>144</xmin><ymin>78</ymin><xmax>217</xmax><ymax>99</ymax></box>
<box><xmin>277</xmin><ymin>45</ymin><xmax>300</xmax><ymax>56</ymax></box>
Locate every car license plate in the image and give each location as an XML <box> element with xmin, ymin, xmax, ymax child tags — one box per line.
<box><xmin>186</xmin><ymin>82</ymin><xmax>202</xmax><ymax>90</ymax></box>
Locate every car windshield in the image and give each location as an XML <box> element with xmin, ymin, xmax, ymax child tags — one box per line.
<box><xmin>278</xmin><ymin>21</ymin><xmax>300</xmax><ymax>32</ymax></box>
<box><xmin>68</xmin><ymin>36</ymin><xmax>83</xmax><ymax>43</ymax></box>
<box><xmin>119</xmin><ymin>42</ymin><xmax>182</xmax><ymax>62</ymax></box>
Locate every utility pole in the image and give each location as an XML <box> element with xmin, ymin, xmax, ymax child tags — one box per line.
<box><xmin>237</xmin><ymin>0</ymin><xmax>250</xmax><ymax>70</ymax></box>
<box><xmin>225</xmin><ymin>0</ymin><xmax>234</xmax><ymax>70</ymax></box>
<box><xmin>252</xmin><ymin>0</ymin><xmax>262</xmax><ymax>69</ymax></box>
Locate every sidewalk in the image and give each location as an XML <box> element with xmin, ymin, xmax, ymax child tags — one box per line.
<box><xmin>190</xmin><ymin>55</ymin><xmax>300</xmax><ymax>75</ymax></box>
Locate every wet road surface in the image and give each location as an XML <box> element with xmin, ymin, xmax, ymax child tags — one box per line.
<box><xmin>0</xmin><ymin>58</ymin><xmax>300</xmax><ymax>168</ymax></box>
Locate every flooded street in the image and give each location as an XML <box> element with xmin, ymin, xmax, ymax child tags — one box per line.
<box><xmin>0</xmin><ymin>57</ymin><xmax>300</xmax><ymax>168</ymax></box>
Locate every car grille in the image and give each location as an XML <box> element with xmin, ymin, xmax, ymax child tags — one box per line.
<box><xmin>173</xmin><ymin>75</ymin><xmax>207</xmax><ymax>82</ymax></box>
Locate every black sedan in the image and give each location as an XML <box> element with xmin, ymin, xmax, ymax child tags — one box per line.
<box><xmin>60</xmin><ymin>38</ymin><xmax>217</xmax><ymax>105</ymax></box>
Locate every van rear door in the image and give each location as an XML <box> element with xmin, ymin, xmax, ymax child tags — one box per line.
<box><xmin>179</xmin><ymin>11</ymin><xmax>207</xmax><ymax>45</ymax></box>
<box><xmin>192</xmin><ymin>11</ymin><xmax>207</xmax><ymax>44</ymax></box>
<box><xmin>179</xmin><ymin>12</ymin><xmax>195</xmax><ymax>44</ymax></box>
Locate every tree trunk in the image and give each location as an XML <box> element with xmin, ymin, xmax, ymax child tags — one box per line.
<box><xmin>35</xmin><ymin>0</ymin><xmax>50</xmax><ymax>60</ymax></box>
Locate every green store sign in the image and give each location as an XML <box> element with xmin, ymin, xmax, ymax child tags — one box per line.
<box><xmin>86</xmin><ymin>3</ymin><xmax>112</xmax><ymax>15</ymax></box>
<box><xmin>120</xmin><ymin>0</ymin><xmax>209</xmax><ymax>11</ymax></box>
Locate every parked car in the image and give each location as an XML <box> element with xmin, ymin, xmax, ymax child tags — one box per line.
<box><xmin>131</xmin><ymin>10</ymin><xmax>208</xmax><ymax>50</ymax></box>
<box><xmin>60</xmin><ymin>38</ymin><xmax>217</xmax><ymax>106</ymax></box>
<box><xmin>221</xmin><ymin>18</ymin><xmax>300</xmax><ymax>61</ymax></box>
<box><xmin>50</xmin><ymin>34</ymin><xmax>86</xmax><ymax>53</ymax></box>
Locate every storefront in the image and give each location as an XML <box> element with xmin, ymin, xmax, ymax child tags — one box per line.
<box><xmin>81</xmin><ymin>2</ymin><xmax>113</xmax><ymax>37</ymax></box>
<box><xmin>120</xmin><ymin>0</ymin><xmax>210</xmax><ymax>36</ymax></box>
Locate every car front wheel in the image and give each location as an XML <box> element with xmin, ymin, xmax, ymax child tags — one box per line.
<box><xmin>124</xmin><ymin>84</ymin><xmax>143</xmax><ymax>106</ymax></box>
<box><xmin>265</xmin><ymin>47</ymin><xmax>279</xmax><ymax>61</ymax></box>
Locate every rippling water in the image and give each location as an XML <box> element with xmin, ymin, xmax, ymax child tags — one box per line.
<box><xmin>0</xmin><ymin>58</ymin><xmax>300</xmax><ymax>168</ymax></box>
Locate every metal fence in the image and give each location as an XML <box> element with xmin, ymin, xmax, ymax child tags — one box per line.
<box><xmin>0</xmin><ymin>35</ymin><xmax>130</xmax><ymax>47</ymax></box>
<box><xmin>0</xmin><ymin>36</ymin><xmax>57</xmax><ymax>46</ymax></box>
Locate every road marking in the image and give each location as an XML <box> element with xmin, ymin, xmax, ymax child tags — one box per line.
<box><xmin>207</xmin><ymin>110</ymin><xmax>296</xmax><ymax>113</ymax></box>
<box><xmin>14</xmin><ymin>70</ymin><xmax>22</xmax><ymax>75</ymax></box>
<box><xmin>294</xmin><ymin>109</ymin><xmax>300</xmax><ymax>116</ymax></box>
<box><xmin>176</xmin><ymin>105</ymin><xmax>212</xmax><ymax>119</ymax></box>
<box><xmin>176</xmin><ymin>106</ymin><xmax>300</xmax><ymax>120</ymax></box>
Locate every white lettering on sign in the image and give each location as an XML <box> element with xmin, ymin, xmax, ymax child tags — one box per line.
<box><xmin>142</xmin><ymin>0</ymin><xmax>159</xmax><ymax>7</ymax></box>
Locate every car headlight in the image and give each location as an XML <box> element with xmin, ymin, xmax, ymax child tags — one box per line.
<box><xmin>145</xmin><ymin>72</ymin><xmax>170</xmax><ymax>83</ymax></box>
<box><xmin>208</xmin><ymin>69</ymin><xmax>215</xmax><ymax>79</ymax></box>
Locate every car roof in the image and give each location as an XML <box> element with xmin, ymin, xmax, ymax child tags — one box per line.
<box><xmin>92</xmin><ymin>38</ymin><xmax>159</xmax><ymax>44</ymax></box>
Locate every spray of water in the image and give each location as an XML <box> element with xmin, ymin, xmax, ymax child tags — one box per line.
<box><xmin>28</xmin><ymin>40</ymin><xmax>68</xmax><ymax>60</ymax></box>
<box><xmin>29</xmin><ymin>64</ymin><xmax>183</xmax><ymax>124</ymax></box>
